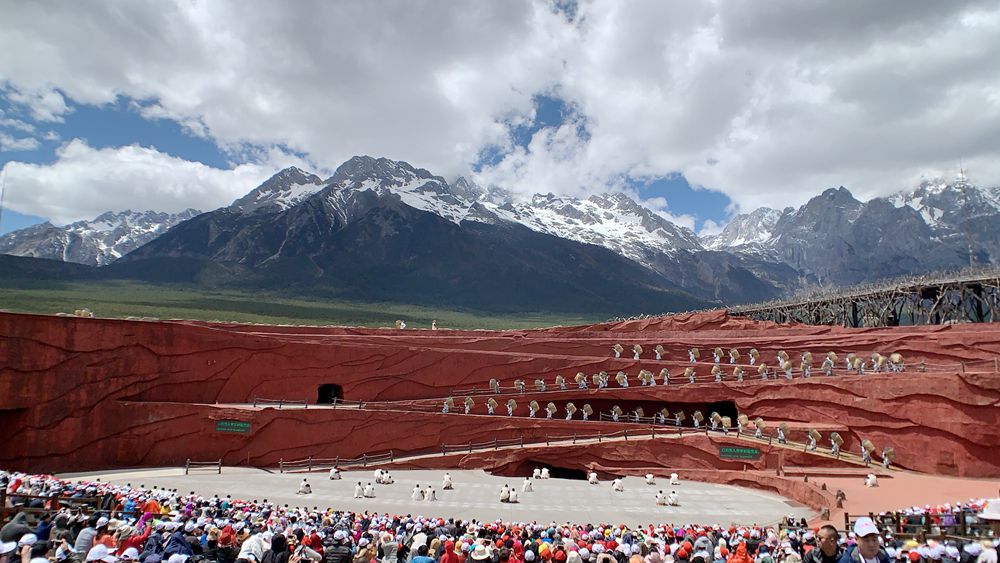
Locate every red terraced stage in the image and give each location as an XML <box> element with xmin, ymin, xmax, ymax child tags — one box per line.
<box><xmin>1</xmin><ymin>310</ymin><xmax>999</xmax><ymax>521</ymax></box>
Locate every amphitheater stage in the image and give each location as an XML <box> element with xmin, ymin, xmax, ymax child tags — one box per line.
<box><xmin>59</xmin><ymin>467</ymin><xmax>813</xmax><ymax>527</ymax></box>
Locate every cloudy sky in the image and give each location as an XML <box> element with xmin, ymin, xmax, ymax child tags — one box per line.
<box><xmin>1</xmin><ymin>0</ymin><xmax>998</xmax><ymax>234</ymax></box>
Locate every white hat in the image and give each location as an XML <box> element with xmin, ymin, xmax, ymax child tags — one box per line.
<box><xmin>333</xmin><ymin>530</ymin><xmax>347</xmax><ymax>541</ymax></box>
<box><xmin>97</xmin><ymin>517</ymin><xmax>110</xmax><ymax>528</ymax></box>
<box><xmin>18</xmin><ymin>534</ymin><xmax>38</xmax><ymax>546</ymax></box>
<box><xmin>471</xmin><ymin>545</ymin><xmax>492</xmax><ymax>561</ymax></box>
<box><xmin>853</xmin><ymin>517</ymin><xmax>879</xmax><ymax>538</ymax></box>
<box><xmin>167</xmin><ymin>555</ymin><xmax>189</xmax><ymax>563</ymax></box>
<box><xmin>121</xmin><ymin>548</ymin><xmax>140</xmax><ymax>561</ymax></box>
<box><xmin>30</xmin><ymin>558</ymin><xmax>50</xmax><ymax>563</ymax></box>
<box><xmin>1</xmin><ymin>543</ymin><xmax>18</xmax><ymax>556</ymax></box>
<box><xmin>86</xmin><ymin>544</ymin><xmax>118</xmax><ymax>563</ymax></box>
<box><xmin>978</xmin><ymin>499</ymin><xmax>1000</xmax><ymax>521</ymax></box>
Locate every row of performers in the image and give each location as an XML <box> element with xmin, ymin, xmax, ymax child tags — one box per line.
<box><xmin>480</xmin><ymin>350</ymin><xmax>906</xmax><ymax>396</ymax></box>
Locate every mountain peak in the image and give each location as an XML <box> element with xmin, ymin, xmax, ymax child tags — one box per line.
<box><xmin>329</xmin><ymin>155</ymin><xmax>435</xmax><ymax>185</ymax></box>
<box><xmin>0</xmin><ymin>208</ymin><xmax>201</xmax><ymax>266</ymax></box>
<box><xmin>230</xmin><ymin>167</ymin><xmax>325</xmax><ymax>214</ymax></box>
<box><xmin>701</xmin><ymin>207</ymin><xmax>782</xmax><ymax>251</ymax></box>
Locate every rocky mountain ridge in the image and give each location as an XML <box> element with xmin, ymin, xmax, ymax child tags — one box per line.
<box><xmin>0</xmin><ymin>208</ymin><xmax>202</xmax><ymax>266</ymax></box>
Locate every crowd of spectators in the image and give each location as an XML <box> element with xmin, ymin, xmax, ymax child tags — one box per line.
<box><xmin>2</xmin><ymin>472</ymin><xmax>997</xmax><ymax>563</ymax></box>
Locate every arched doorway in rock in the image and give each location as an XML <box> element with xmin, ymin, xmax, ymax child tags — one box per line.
<box><xmin>317</xmin><ymin>384</ymin><xmax>343</xmax><ymax>405</ymax></box>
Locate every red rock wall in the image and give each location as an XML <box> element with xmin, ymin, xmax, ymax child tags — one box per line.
<box><xmin>1</xmin><ymin>311</ymin><xmax>999</xmax><ymax>477</ymax></box>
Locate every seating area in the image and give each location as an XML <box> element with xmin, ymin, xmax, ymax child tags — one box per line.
<box><xmin>1</xmin><ymin>471</ymin><xmax>998</xmax><ymax>563</ymax></box>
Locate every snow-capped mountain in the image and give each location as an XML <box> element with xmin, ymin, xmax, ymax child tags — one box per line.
<box><xmin>230</xmin><ymin>167</ymin><xmax>324</xmax><ymax>214</ymax></box>
<box><xmin>123</xmin><ymin>156</ymin><xmax>713</xmax><ymax>313</ymax></box>
<box><xmin>886</xmin><ymin>177</ymin><xmax>1000</xmax><ymax>228</ymax></box>
<box><xmin>702</xmin><ymin>207</ymin><xmax>786</xmax><ymax>252</ymax></box>
<box><xmin>704</xmin><ymin>177</ymin><xmax>1000</xmax><ymax>285</ymax></box>
<box><xmin>0</xmin><ymin>209</ymin><xmax>202</xmax><ymax>266</ymax></box>
<box><xmin>17</xmin><ymin>155</ymin><xmax>997</xmax><ymax>307</ymax></box>
<box><xmin>482</xmin><ymin>192</ymin><xmax>703</xmax><ymax>264</ymax></box>
<box><xmin>232</xmin><ymin>157</ymin><xmax>707</xmax><ymax>270</ymax></box>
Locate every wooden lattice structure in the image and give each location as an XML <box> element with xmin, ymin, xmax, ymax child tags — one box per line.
<box><xmin>730</xmin><ymin>270</ymin><xmax>1000</xmax><ymax>327</ymax></box>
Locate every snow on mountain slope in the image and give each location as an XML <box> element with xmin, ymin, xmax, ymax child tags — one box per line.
<box><xmin>480</xmin><ymin>191</ymin><xmax>703</xmax><ymax>263</ymax></box>
<box><xmin>0</xmin><ymin>209</ymin><xmax>202</xmax><ymax>266</ymax></box>
<box><xmin>701</xmin><ymin>207</ymin><xmax>784</xmax><ymax>251</ymax></box>
<box><xmin>230</xmin><ymin>167</ymin><xmax>325</xmax><ymax>213</ymax></box>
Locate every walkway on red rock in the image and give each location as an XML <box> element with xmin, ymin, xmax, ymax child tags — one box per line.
<box><xmin>802</xmin><ymin>469</ymin><xmax>999</xmax><ymax>525</ymax></box>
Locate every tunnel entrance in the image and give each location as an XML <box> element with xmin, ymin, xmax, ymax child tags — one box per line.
<box><xmin>706</xmin><ymin>400</ymin><xmax>739</xmax><ymax>421</ymax></box>
<box><xmin>317</xmin><ymin>384</ymin><xmax>343</xmax><ymax>404</ymax></box>
<box><xmin>518</xmin><ymin>461</ymin><xmax>587</xmax><ymax>480</ymax></box>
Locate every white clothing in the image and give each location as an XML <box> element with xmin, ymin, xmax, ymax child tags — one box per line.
<box><xmin>667</xmin><ymin>492</ymin><xmax>679</xmax><ymax>506</ymax></box>
<box><xmin>329</xmin><ymin>469</ymin><xmax>341</xmax><ymax>480</ymax></box>
<box><xmin>523</xmin><ymin>479</ymin><xmax>533</xmax><ymax>492</ymax></box>
<box><xmin>645</xmin><ymin>474</ymin><xmax>655</xmax><ymax>485</ymax></box>
<box><xmin>363</xmin><ymin>484</ymin><xmax>375</xmax><ymax>498</ymax></box>
<box><xmin>500</xmin><ymin>486</ymin><xmax>511</xmax><ymax>502</ymax></box>
<box><xmin>297</xmin><ymin>481</ymin><xmax>312</xmax><ymax>495</ymax></box>
<box><xmin>669</xmin><ymin>473</ymin><xmax>680</xmax><ymax>485</ymax></box>
<box><xmin>588</xmin><ymin>472</ymin><xmax>599</xmax><ymax>485</ymax></box>
<box><xmin>655</xmin><ymin>492</ymin><xmax>666</xmax><ymax>505</ymax></box>
<box><xmin>442</xmin><ymin>475</ymin><xmax>453</xmax><ymax>490</ymax></box>
<box><xmin>865</xmin><ymin>474</ymin><xmax>878</xmax><ymax>488</ymax></box>
<box><xmin>532</xmin><ymin>468</ymin><xmax>542</xmax><ymax>479</ymax></box>
<box><xmin>508</xmin><ymin>488</ymin><xmax>518</xmax><ymax>503</ymax></box>
<box><xmin>354</xmin><ymin>484</ymin><xmax>364</xmax><ymax>499</ymax></box>
<box><xmin>426</xmin><ymin>488</ymin><xmax>436</xmax><ymax>501</ymax></box>
<box><xmin>611</xmin><ymin>479</ymin><xmax>624</xmax><ymax>492</ymax></box>
<box><xmin>540</xmin><ymin>468</ymin><xmax>550</xmax><ymax>479</ymax></box>
<box><xmin>411</xmin><ymin>486</ymin><xmax>423</xmax><ymax>501</ymax></box>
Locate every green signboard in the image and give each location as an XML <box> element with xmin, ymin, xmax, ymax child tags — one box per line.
<box><xmin>719</xmin><ymin>446</ymin><xmax>761</xmax><ymax>460</ymax></box>
<box><xmin>215</xmin><ymin>420</ymin><xmax>252</xmax><ymax>434</ymax></box>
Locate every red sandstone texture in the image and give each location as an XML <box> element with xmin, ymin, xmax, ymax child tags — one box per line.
<box><xmin>1</xmin><ymin>311</ymin><xmax>999</xmax><ymax>480</ymax></box>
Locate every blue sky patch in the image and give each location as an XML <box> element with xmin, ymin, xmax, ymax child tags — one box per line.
<box><xmin>634</xmin><ymin>174</ymin><xmax>733</xmax><ymax>232</ymax></box>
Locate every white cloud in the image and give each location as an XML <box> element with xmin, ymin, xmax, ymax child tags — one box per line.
<box><xmin>697</xmin><ymin>219</ymin><xmax>724</xmax><ymax>238</ymax></box>
<box><xmin>0</xmin><ymin>112</ymin><xmax>37</xmax><ymax>134</ymax></box>
<box><xmin>0</xmin><ymin>139</ymin><xmax>308</xmax><ymax>224</ymax></box>
<box><xmin>622</xmin><ymin>193</ymin><xmax>698</xmax><ymax>232</ymax></box>
<box><xmin>2</xmin><ymin>85</ymin><xmax>71</xmax><ymax>122</ymax></box>
<box><xmin>0</xmin><ymin>0</ymin><xmax>998</xmax><ymax>218</ymax></box>
<box><xmin>0</xmin><ymin>133</ymin><xmax>40</xmax><ymax>151</ymax></box>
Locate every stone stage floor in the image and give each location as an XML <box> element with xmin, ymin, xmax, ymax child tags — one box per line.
<box><xmin>60</xmin><ymin>467</ymin><xmax>812</xmax><ymax>527</ymax></box>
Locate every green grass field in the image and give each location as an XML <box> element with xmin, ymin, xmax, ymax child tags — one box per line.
<box><xmin>0</xmin><ymin>280</ymin><xmax>599</xmax><ymax>330</ymax></box>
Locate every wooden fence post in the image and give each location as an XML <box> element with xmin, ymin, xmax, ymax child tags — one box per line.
<box><xmin>185</xmin><ymin>459</ymin><xmax>190</xmax><ymax>475</ymax></box>
<box><xmin>308</xmin><ymin>456</ymin><xmax>313</xmax><ymax>472</ymax></box>
<box><xmin>217</xmin><ymin>459</ymin><xmax>222</xmax><ymax>474</ymax></box>
<box><xmin>279</xmin><ymin>459</ymin><xmax>284</xmax><ymax>473</ymax></box>
<box><xmin>624</xmin><ymin>429</ymin><xmax>628</xmax><ymax>441</ymax></box>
